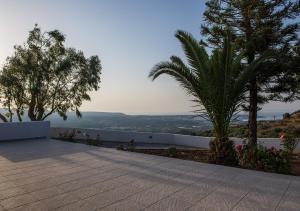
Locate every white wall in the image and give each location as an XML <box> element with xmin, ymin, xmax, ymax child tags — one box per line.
<box><xmin>0</xmin><ymin>121</ymin><xmax>50</xmax><ymax>141</ymax></box>
<box><xmin>50</xmin><ymin>127</ymin><xmax>300</xmax><ymax>152</ymax></box>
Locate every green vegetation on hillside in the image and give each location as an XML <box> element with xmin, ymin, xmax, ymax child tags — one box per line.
<box><xmin>198</xmin><ymin>111</ymin><xmax>300</xmax><ymax>138</ymax></box>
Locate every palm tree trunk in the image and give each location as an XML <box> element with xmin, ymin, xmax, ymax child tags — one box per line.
<box><xmin>248</xmin><ymin>77</ymin><xmax>257</xmax><ymax>145</ymax></box>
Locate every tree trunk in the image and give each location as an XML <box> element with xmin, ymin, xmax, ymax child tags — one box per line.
<box><xmin>209</xmin><ymin>136</ymin><xmax>236</xmax><ymax>165</ymax></box>
<box><xmin>0</xmin><ymin>113</ymin><xmax>8</xmax><ymax>122</ymax></box>
<box><xmin>8</xmin><ymin>107</ymin><xmax>13</xmax><ymax>122</ymax></box>
<box><xmin>36</xmin><ymin>106</ymin><xmax>45</xmax><ymax>121</ymax></box>
<box><xmin>28</xmin><ymin>108</ymin><xmax>36</xmax><ymax>121</ymax></box>
<box><xmin>28</xmin><ymin>95</ymin><xmax>37</xmax><ymax>121</ymax></box>
<box><xmin>16</xmin><ymin>110</ymin><xmax>23</xmax><ymax>122</ymax></box>
<box><xmin>248</xmin><ymin>77</ymin><xmax>257</xmax><ymax>145</ymax></box>
<box><xmin>246</xmin><ymin>46</ymin><xmax>258</xmax><ymax>145</ymax></box>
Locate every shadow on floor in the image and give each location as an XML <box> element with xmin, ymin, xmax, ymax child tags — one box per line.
<box><xmin>0</xmin><ymin>139</ymin><xmax>93</xmax><ymax>162</ymax></box>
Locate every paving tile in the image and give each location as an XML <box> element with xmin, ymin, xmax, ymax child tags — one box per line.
<box><xmin>57</xmin><ymin>169</ymin><xmax>128</xmax><ymax>192</ymax></box>
<box><xmin>70</xmin><ymin>177</ymin><xmax>125</xmax><ymax>199</ymax></box>
<box><xmin>276</xmin><ymin>181</ymin><xmax>300</xmax><ymax>211</ymax></box>
<box><xmin>0</xmin><ymin>181</ymin><xmax>16</xmax><ymax>191</ymax></box>
<box><xmin>0</xmin><ymin>139</ymin><xmax>299</xmax><ymax>211</ymax></box>
<box><xmin>171</xmin><ymin>185</ymin><xmax>213</xmax><ymax>204</ymax></box>
<box><xmin>34</xmin><ymin>192</ymin><xmax>80</xmax><ymax>210</ymax></box>
<box><xmin>189</xmin><ymin>189</ymin><xmax>246</xmax><ymax>211</ymax></box>
<box><xmin>0</xmin><ymin>205</ymin><xmax>5</xmax><ymax>211</ymax></box>
<box><xmin>0</xmin><ymin>191</ymin><xmax>39</xmax><ymax>209</ymax></box>
<box><xmin>0</xmin><ymin>187</ymin><xmax>27</xmax><ymax>200</ymax></box>
<box><xmin>276</xmin><ymin>200</ymin><xmax>300</xmax><ymax>211</ymax></box>
<box><xmin>30</xmin><ymin>186</ymin><xmax>65</xmax><ymax>200</ymax></box>
<box><xmin>57</xmin><ymin>185</ymin><xmax>140</xmax><ymax>211</ymax></box>
<box><xmin>20</xmin><ymin>178</ymin><xmax>58</xmax><ymax>192</ymax></box>
<box><xmin>144</xmin><ymin>196</ymin><xmax>193</xmax><ymax>211</ymax></box>
<box><xmin>125</xmin><ymin>189</ymin><xmax>172</xmax><ymax>206</ymax></box>
<box><xmin>10</xmin><ymin>201</ymin><xmax>52</xmax><ymax>211</ymax></box>
<box><xmin>99</xmin><ymin>198</ymin><xmax>145</xmax><ymax>211</ymax></box>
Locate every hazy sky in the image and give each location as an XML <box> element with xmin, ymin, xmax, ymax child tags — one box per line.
<box><xmin>0</xmin><ymin>0</ymin><xmax>299</xmax><ymax>114</ymax></box>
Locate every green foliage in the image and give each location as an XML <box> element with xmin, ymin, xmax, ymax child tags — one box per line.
<box><xmin>83</xmin><ymin>132</ymin><xmax>101</xmax><ymax>146</ymax></box>
<box><xmin>116</xmin><ymin>144</ymin><xmax>125</xmax><ymax>150</ymax></box>
<box><xmin>168</xmin><ymin>147</ymin><xmax>177</xmax><ymax>157</ymax></box>
<box><xmin>202</xmin><ymin>0</ymin><xmax>300</xmax><ymax>144</ymax></box>
<box><xmin>274</xmin><ymin>128</ymin><xmax>283</xmax><ymax>134</ymax></box>
<box><xmin>280</xmin><ymin>133</ymin><xmax>300</xmax><ymax>153</ymax></box>
<box><xmin>228</xmin><ymin>126</ymin><xmax>248</xmax><ymax>138</ymax></box>
<box><xmin>86</xmin><ymin>139</ymin><xmax>101</xmax><ymax>146</ymax></box>
<box><xmin>116</xmin><ymin>140</ymin><xmax>136</xmax><ymax>151</ymax></box>
<box><xmin>0</xmin><ymin>24</ymin><xmax>102</xmax><ymax>121</ymax></box>
<box><xmin>127</xmin><ymin>139</ymin><xmax>136</xmax><ymax>152</ymax></box>
<box><xmin>235</xmin><ymin>144</ymin><xmax>292</xmax><ymax>174</ymax></box>
<box><xmin>202</xmin><ymin>0</ymin><xmax>300</xmax><ymax>83</ymax></box>
<box><xmin>59</xmin><ymin>130</ymin><xmax>76</xmax><ymax>142</ymax></box>
<box><xmin>149</xmin><ymin>30</ymin><xmax>266</xmax><ymax>161</ymax></box>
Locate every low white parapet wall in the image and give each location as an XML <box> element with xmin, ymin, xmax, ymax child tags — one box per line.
<box><xmin>0</xmin><ymin>121</ymin><xmax>50</xmax><ymax>141</ymax></box>
<box><xmin>51</xmin><ymin>127</ymin><xmax>300</xmax><ymax>152</ymax></box>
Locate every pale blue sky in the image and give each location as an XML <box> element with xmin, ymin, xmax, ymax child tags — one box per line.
<box><xmin>0</xmin><ymin>0</ymin><xmax>299</xmax><ymax>114</ymax></box>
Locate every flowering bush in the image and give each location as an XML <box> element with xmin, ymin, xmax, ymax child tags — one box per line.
<box><xmin>235</xmin><ymin>143</ymin><xmax>291</xmax><ymax>174</ymax></box>
<box><xmin>235</xmin><ymin>144</ymin><xmax>242</xmax><ymax>152</ymax></box>
<box><xmin>279</xmin><ymin>132</ymin><xmax>300</xmax><ymax>153</ymax></box>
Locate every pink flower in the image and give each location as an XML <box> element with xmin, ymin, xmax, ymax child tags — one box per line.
<box><xmin>279</xmin><ymin>132</ymin><xmax>285</xmax><ymax>141</ymax></box>
<box><xmin>235</xmin><ymin>144</ymin><xmax>243</xmax><ymax>152</ymax></box>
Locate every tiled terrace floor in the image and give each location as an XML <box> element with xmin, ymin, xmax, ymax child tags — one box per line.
<box><xmin>0</xmin><ymin>139</ymin><xmax>299</xmax><ymax>211</ymax></box>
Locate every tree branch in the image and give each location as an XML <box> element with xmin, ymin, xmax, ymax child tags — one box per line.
<box><xmin>0</xmin><ymin>113</ymin><xmax>8</xmax><ymax>122</ymax></box>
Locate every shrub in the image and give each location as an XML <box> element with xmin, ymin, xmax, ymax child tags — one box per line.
<box><xmin>116</xmin><ymin>144</ymin><xmax>125</xmax><ymax>150</ymax></box>
<box><xmin>127</xmin><ymin>145</ymin><xmax>135</xmax><ymax>152</ymax></box>
<box><xmin>260</xmin><ymin>124</ymin><xmax>269</xmax><ymax>130</ymax></box>
<box><xmin>279</xmin><ymin>132</ymin><xmax>300</xmax><ymax>153</ymax></box>
<box><xmin>60</xmin><ymin>130</ymin><xmax>76</xmax><ymax>142</ymax></box>
<box><xmin>286</xmin><ymin>125</ymin><xmax>297</xmax><ymax>134</ymax></box>
<box><xmin>168</xmin><ymin>147</ymin><xmax>177</xmax><ymax>157</ymax></box>
<box><xmin>86</xmin><ymin>139</ymin><xmax>100</xmax><ymax>146</ymax></box>
<box><xmin>283</xmin><ymin>113</ymin><xmax>291</xmax><ymax>119</ymax></box>
<box><xmin>127</xmin><ymin>139</ymin><xmax>136</xmax><ymax>152</ymax></box>
<box><xmin>83</xmin><ymin>133</ymin><xmax>95</xmax><ymax>146</ymax></box>
<box><xmin>274</xmin><ymin>128</ymin><xmax>283</xmax><ymax>134</ymax></box>
<box><xmin>235</xmin><ymin>144</ymin><xmax>292</xmax><ymax>174</ymax></box>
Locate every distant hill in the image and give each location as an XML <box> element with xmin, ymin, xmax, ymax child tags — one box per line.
<box><xmin>0</xmin><ymin>109</ymin><xmax>291</xmax><ymax>136</ymax></box>
<box><xmin>47</xmin><ymin>111</ymin><xmax>212</xmax><ymax>134</ymax></box>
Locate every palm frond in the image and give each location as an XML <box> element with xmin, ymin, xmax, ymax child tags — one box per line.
<box><xmin>149</xmin><ymin>30</ymin><xmax>267</xmax><ymax>140</ymax></box>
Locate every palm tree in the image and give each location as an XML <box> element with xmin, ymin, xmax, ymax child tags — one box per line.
<box><xmin>149</xmin><ymin>30</ymin><xmax>264</xmax><ymax>163</ymax></box>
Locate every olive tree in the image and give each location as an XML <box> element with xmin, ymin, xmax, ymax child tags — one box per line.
<box><xmin>0</xmin><ymin>25</ymin><xmax>102</xmax><ymax>121</ymax></box>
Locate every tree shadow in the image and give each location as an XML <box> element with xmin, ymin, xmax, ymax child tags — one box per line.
<box><xmin>0</xmin><ymin>138</ymin><xmax>93</xmax><ymax>162</ymax></box>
